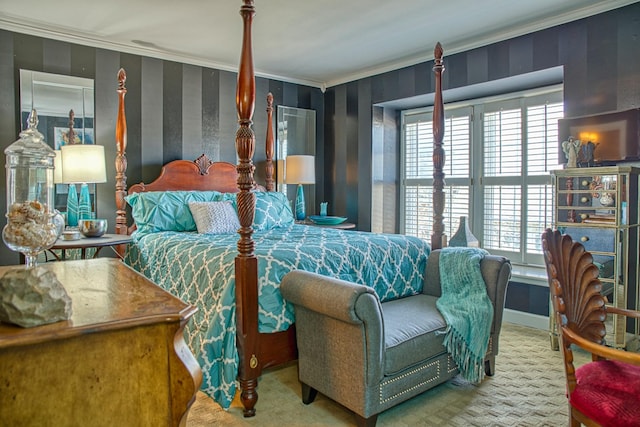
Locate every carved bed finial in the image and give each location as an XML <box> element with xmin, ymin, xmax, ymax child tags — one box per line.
<box><xmin>194</xmin><ymin>154</ymin><xmax>214</xmax><ymax>175</ymax></box>
<box><xmin>118</xmin><ymin>68</ymin><xmax>127</xmax><ymax>90</ymax></box>
<box><xmin>265</xmin><ymin>93</ymin><xmax>275</xmax><ymax>191</ymax></box>
<box><xmin>431</xmin><ymin>42</ymin><xmax>446</xmax><ymax>250</ymax></box>
<box><xmin>68</xmin><ymin>109</ymin><xmax>77</xmax><ymax>144</ymax></box>
<box><xmin>434</xmin><ymin>42</ymin><xmax>443</xmax><ymax>61</ymax></box>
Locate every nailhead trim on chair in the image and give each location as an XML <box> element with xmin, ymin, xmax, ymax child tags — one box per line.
<box><xmin>446</xmin><ymin>356</ymin><xmax>457</xmax><ymax>374</ymax></box>
<box><xmin>379</xmin><ymin>360</ymin><xmax>441</xmax><ymax>404</ymax></box>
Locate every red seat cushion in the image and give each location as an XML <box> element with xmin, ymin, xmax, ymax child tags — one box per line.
<box><xmin>570</xmin><ymin>359</ymin><xmax>640</xmax><ymax>427</ymax></box>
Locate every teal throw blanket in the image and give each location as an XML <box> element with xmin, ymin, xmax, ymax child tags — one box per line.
<box><xmin>436</xmin><ymin>247</ymin><xmax>492</xmax><ymax>383</ymax></box>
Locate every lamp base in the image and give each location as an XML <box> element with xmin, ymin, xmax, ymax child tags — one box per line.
<box><xmin>295</xmin><ymin>184</ymin><xmax>306</xmax><ymax>221</ymax></box>
<box><xmin>78</xmin><ymin>183</ymin><xmax>92</xmax><ymax>220</ymax></box>
<box><xmin>66</xmin><ymin>184</ymin><xmax>78</xmax><ymax>227</ymax></box>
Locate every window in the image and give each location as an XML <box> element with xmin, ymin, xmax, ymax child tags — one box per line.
<box><xmin>401</xmin><ymin>87</ymin><xmax>563</xmax><ymax>266</ymax></box>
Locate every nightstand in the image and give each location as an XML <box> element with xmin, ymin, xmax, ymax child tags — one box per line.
<box><xmin>48</xmin><ymin>233</ymin><xmax>133</xmax><ymax>260</ymax></box>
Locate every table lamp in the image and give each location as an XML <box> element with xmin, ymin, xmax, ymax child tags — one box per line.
<box><xmin>54</xmin><ymin>150</ymin><xmax>63</xmax><ymax>185</ymax></box>
<box><xmin>285</xmin><ymin>155</ymin><xmax>315</xmax><ymax>221</ymax></box>
<box><xmin>61</xmin><ymin>144</ymin><xmax>107</xmax><ymax>226</ymax></box>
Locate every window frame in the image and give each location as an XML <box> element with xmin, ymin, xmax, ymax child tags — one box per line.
<box><xmin>400</xmin><ymin>85</ymin><xmax>563</xmax><ymax>267</ymax></box>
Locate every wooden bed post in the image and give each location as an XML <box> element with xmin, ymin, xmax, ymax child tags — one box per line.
<box><xmin>431</xmin><ymin>43</ymin><xmax>445</xmax><ymax>250</ymax></box>
<box><xmin>235</xmin><ymin>0</ymin><xmax>260</xmax><ymax>417</ymax></box>
<box><xmin>115</xmin><ymin>68</ymin><xmax>128</xmax><ymax>257</ymax></box>
<box><xmin>265</xmin><ymin>93</ymin><xmax>275</xmax><ymax>192</ymax></box>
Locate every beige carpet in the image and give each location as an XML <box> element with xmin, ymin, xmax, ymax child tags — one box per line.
<box><xmin>186</xmin><ymin>323</ymin><xmax>587</xmax><ymax>426</ymax></box>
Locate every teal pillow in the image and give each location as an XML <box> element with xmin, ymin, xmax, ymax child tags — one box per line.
<box><xmin>253</xmin><ymin>191</ymin><xmax>294</xmax><ymax>230</ymax></box>
<box><xmin>125</xmin><ymin>190</ymin><xmax>225</xmax><ymax>234</ymax></box>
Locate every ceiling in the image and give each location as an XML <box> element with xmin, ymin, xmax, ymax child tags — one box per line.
<box><xmin>1</xmin><ymin>0</ymin><xmax>636</xmax><ymax>89</ymax></box>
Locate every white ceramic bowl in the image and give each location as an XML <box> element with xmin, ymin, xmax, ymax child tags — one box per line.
<box><xmin>78</xmin><ymin>219</ymin><xmax>108</xmax><ymax>237</ymax></box>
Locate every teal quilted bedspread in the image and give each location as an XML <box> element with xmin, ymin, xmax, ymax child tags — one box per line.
<box><xmin>125</xmin><ymin>224</ymin><xmax>430</xmax><ymax>409</ymax></box>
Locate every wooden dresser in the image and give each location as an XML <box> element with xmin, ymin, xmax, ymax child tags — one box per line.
<box><xmin>0</xmin><ymin>258</ymin><xmax>202</xmax><ymax>426</ymax></box>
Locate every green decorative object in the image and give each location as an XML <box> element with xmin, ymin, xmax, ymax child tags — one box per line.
<box><xmin>448</xmin><ymin>216</ymin><xmax>479</xmax><ymax>247</ymax></box>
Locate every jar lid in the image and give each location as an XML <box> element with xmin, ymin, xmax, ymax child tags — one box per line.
<box><xmin>5</xmin><ymin>109</ymin><xmax>55</xmax><ymax>159</ymax></box>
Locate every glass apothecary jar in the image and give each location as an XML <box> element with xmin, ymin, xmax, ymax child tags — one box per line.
<box><xmin>3</xmin><ymin>110</ymin><xmax>58</xmax><ymax>267</ymax></box>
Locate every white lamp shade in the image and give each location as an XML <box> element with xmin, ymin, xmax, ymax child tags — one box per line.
<box><xmin>285</xmin><ymin>155</ymin><xmax>315</xmax><ymax>184</ymax></box>
<box><xmin>61</xmin><ymin>144</ymin><xmax>107</xmax><ymax>184</ymax></box>
<box><xmin>53</xmin><ymin>150</ymin><xmax>63</xmax><ymax>184</ymax></box>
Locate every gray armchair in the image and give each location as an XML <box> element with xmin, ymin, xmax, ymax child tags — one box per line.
<box><xmin>280</xmin><ymin>249</ymin><xmax>511</xmax><ymax>427</ymax></box>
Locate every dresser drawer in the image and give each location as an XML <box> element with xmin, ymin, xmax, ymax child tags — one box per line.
<box><xmin>562</xmin><ymin>226</ymin><xmax>615</xmax><ymax>253</ymax></box>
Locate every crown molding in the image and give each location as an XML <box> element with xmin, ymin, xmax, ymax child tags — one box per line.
<box><xmin>324</xmin><ymin>0</ymin><xmax>637</xmax><ymax>88</ymax></box>
<box><xmin>0</xmin><ymin>17</ymin><xmax>324</xmax><ymax>89</ymax></box>
<box><xmin>2</xmin><ymin>0</ymin><xmax>635</xmax><ymax>90</ymax></box>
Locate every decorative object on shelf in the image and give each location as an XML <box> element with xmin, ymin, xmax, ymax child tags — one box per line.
<box><xmin>588</xmin><ymin>175</ymin><xmax>603</xmax><ymax>198</ymax></box>
<box><xmin>2</xmin><ymin>110</ymin><xmax>58</xmax><ymax>267</ymax></box>
<box><xmin>599</xmin><ymin>175</ymin><xmax>615</xmax><ymax>207</ymax></box>
<box><xmin>61</xmin><ymin>144</ymin><xmax>107</xmax><ymax>223</ymax></box>
<box><xmin>320</xmin><ymin>202</ymin><xmax>328</xmax><ymax>217</ymax></box>
<box><xmin>0</xmin><ymin>267</ymin><xmax>72</xmax><ymax>327</ymax></box>
<box><xmin>309</xmin><ymin>215</ymin><xmax>347</xmax><ymax>225</ymax></box>
<box><xmin>577</xmin><ymin>140</ymin><xmax>597</xmax><ymax>167</ymax></box>
<box><xmin>448</xmin><ymin>216</ymin><xmax>480</xmax><ymax>247</ymax></box>
<box><xmin>561</xmin><ymin>136</ymin><xmax>581</xmax><ymax>168</ymax></box>
<box><xmin>599</xmin><ymin>192</ymin><xmax>614</xmax><ymax>207</ymax></box>
<box><xmin>78</xmin><ymin>218</ymin><xmax>108</xmax><ymax>237</ymax></box>
<box><xmin>285</xmin><ymin>155</ymin><xmax>315</xmax><ymax>221</ymax></box>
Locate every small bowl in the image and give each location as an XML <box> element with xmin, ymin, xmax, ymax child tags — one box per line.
<box><xmin>78</xmin><ymin>219</ymin><xmax>108</xmax><ymax>237</ymax></box>
<box><xmin>62</xmin><ymin>229</ymin><xmax>81</xmax><ymax>241</ymax></box>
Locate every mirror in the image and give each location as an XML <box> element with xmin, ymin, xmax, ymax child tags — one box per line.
<box><xmin>277</xmin><ymin>106</ymin><xmax>316</xmax><ymax>217</ymax></box>
<box><xmin>20</xmin><ymin>70</ymin><xmax>94</xmax><ymax>141</ymax></box>
<box><xmin>20</xmin><ymin>70</ymin><xmax>95</xmax><ymax>213</ymax></box>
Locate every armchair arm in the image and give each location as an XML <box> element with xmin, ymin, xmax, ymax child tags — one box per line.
<box><xmin>423</xmin><ymin>249</ymin><xmax>511</xmax><ymax>337</ymax></box>
<box><xmin>562</xmin><ymin>325</ymin><xmax>640</xmax><ymax>366</ymax></box>
<box><xmin>280</xmin><ymin>270</ymin><xmax>381</xmax><ymax>324</ymax></box>
<box><xmin>280</xmin><ymin>270</ymin><xmax>385</xmax><ymax>385</ymax></box>
<box><xmin>607</xmin><ymin>306</ymin><xmax>640</xmax><ymax>319</ymax></box>
<box><xmin>423</xmin><ymin>250</ymin><xmax>511</xmax><ymax>300</ymax></box>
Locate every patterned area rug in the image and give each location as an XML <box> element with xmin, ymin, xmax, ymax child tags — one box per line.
<box><xmin>186</xmin><ymin>323</ymin><xmax>588</xmax><ymax>426</ymax></box>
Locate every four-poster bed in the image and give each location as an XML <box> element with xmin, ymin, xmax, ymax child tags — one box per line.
<box><xmin>114</xmin><ymin>0</ymin><xmax>445</xmax><ymax>417</ymax></box>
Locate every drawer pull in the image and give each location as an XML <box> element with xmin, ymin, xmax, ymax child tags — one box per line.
<box><xmin>581</xmin><ymin>196</ymin><xmax>590</xmax><ymax>204</ymax></box>
<box><xmin>581</xmin><ymin>236</ymin><xmax>589</xmax><ymax>242</ymax></box>
<box><xmin>582</xmin><ymin>179</ymin><xmax>590</xmax><ymax>187</ymax></box>
<box><xmin>580</xmin><ymin>213</ymin><xmax>589</xmax><ymax>220</ymax></box>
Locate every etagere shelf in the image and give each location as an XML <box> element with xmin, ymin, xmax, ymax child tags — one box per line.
<box><xmin>551</xmin><ymin>165</ymin><xmax>640</xmax><ymax>349</ymax></box>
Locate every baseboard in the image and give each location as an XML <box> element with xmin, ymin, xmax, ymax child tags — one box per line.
<box><xmin>503</xmin><ymin>309</ymin><xmax>549</xmax><ymax>330</ymax></box>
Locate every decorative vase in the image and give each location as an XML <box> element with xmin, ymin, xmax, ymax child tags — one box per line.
<box><xmin>320</xmin><ymin>202</ymin><xmax>328</xmax><ymax>217</ymax></box>
<box><xmin>448</xmin><ymin>216</ymin><xmax>480</xmax><ymax>247</ymax></box>
<box><xmin>2</xmin><ymin>110</ymin><xmax>58</xmax><ymax>267</ymax></box>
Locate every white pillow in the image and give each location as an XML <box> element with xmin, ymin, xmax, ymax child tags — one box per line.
<box><xmin>188</xmin><ymin>201</ymin><xmax>240</xmax><ymax>234</ymax></box>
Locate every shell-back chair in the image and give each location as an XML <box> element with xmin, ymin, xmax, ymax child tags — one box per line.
<box><xmin>541</xmin><ymin>228</ymin><xmax>640</xmax><ymax>427</ymax></box>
